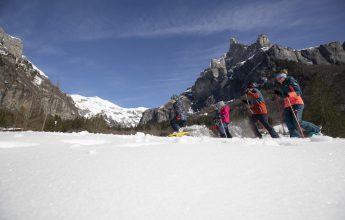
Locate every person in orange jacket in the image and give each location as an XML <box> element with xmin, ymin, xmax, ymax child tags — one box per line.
<box><xmin>243</xmin><ymin>82</ymin><xmax>279</xmax><ymax>138</ymax></box>
<box><xmin>274</xmin><ymin>70</ymin><xmax>321</xmax><ymax>137</ymax></box>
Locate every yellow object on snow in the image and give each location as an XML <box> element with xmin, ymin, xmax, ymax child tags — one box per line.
<box><xmin>167</xmin><ymin>131</ymin><xmax>189</xmax><ymax>137</ymax></box>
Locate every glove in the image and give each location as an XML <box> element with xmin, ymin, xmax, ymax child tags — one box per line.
<box><xmin>176</xmin><ymin>115</ymin><xmax>181</xmax><ymax>120</ymax></box>
<box><xmin>242</xmin><ymin>100</ymin><xmax>248</xmax><ymax>104</ymax></box>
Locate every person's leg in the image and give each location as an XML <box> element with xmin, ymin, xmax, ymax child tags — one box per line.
<box><xmin>225</xmin><ymin>124</ymin><xmax>232</xmax><ymax>138</ymax></box>
<box><xmin>257</xmin><ymin>115</ymin><xmax>279</xmax><ymax>138</ymax></box>
<box><xmin>284</xmin><ymin>108</ymin><xmax>300</xmax><ymax>137</ymax></box>
<box><xmin>250</xmin><ymin>115</ymin><xmax>262</xmax><ymax>138</ymax></box>
<box><xmin>174</xmin><ymin>119</ymin><xmax>187</xmax><ymax>132</ymax></box>
<box><xmin>178</xmin><ymin>120</ymin><xmax>187</xmax><ymax>131</ymax></box>
<box><xmin>218</xmin><ymin>121</ymin><xmax>227</xmax><ymax>138</ymax></box>
<box><xmin>170</xmin><ymin>118</ymin><xmax>180</xmax><ymax>132</ymax></box>
<box><xmin>293</xmin><ymin>105</ymin><xmax>320</xmax><ymax>136</ymax></box>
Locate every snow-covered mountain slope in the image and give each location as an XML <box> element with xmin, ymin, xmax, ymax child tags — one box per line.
<box><xmin>19</xmin><ymin>55</ymin><xmax>49</xmax><ymax>86</ymax></box>
<box><xmin>70</xmin><ymin>94</ymin><xmax>147</xmax><ymax>128</ymax></box>
<box><xmin>0</xmin><ymin>131</ymin><xmax>344</xmax><ymax>220</ymax></box>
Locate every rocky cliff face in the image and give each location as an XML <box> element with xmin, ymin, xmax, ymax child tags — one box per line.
<box><xmin>0</xmin><ymin>27</ymin><xmax>23</xmax><ymax>58</ymax></box>
<box><xmin>139</xmin><ymin>95</ymin><xmax>193</xmax><ymax>125</ymax></box>
<box><xmin>140</xmin><ymin>34</ymin><xmax>345</xmax><ymax>126</ymax></box>
<box><xmin>0</xmin><ymin>28</ymin><xmax>79</xmax><ymax>122</ymax></box>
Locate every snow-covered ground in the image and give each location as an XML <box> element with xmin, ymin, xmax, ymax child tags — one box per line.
<box><xmin>1</xmin><ymin>131</ymin><xmax>345</xmax><ymax>220</ymax></box>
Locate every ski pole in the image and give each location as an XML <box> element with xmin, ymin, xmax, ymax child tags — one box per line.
<box><xmin>286</xmin><ymin>98</ymin><xmax>305</xmax><ymax>138</ymax></box>
<box><xmin>245</xmin><ymin>94</ymin><xmax>254</xmax><ymax>114</ymax></box>
<box><xmin>275</xmin><ymin>95</ymin><xmax>287</xmax><ymax>134</ymax></box>
<box><xmin>219</xmin><ymin>119</ymin><xmax>228</xmax><ymax>138</ymax></box>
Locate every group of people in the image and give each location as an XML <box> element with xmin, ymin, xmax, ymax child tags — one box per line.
<box><xmin>170</xmin><ymin>69</ymin><xmax>321</xmax><ymax>138</ymax></box>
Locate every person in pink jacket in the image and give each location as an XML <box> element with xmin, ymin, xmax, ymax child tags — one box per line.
<box><xmin>215</xmin><ymin>101</ymin><xmax>232</xmax><ymax>138</ymax></box>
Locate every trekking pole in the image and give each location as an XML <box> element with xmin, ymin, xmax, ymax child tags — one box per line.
<box><xmin>275</xmin><ymin>95</ymin><xmax>287</xmax><ymax>135</ymax></box>
<box><xmin>245</xmin><ymin>94</ymin><xmax>254</xmax><ymax>114</ymax></box>
<box><xmin>286</xmin><ymin>98</ymin><xmax>305</xmax><ymax>138</ymax></box>
<box><xmin>219</xmin><ymin>119</ymin><xmax>228</xmax><ymax>138</ymax></box>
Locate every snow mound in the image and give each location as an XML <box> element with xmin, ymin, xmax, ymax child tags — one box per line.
<box><xmin>310</xmin><ymin>135</ymin><xmax>333</xmax><ymax>142</ymax></box>
<box><xmin>0</xmin><ymin>141</ymin><xmax>38</xmax><ymax>148</ymax></box>
<box><xmin>61</xmin><ymin>139</ymin><xmax>108</xmax><ymax>147</ymax></box>
<box><xmin>182</xmin><ymin>125</ymin><xmax>214</xmax><ymax>137</ymax></box>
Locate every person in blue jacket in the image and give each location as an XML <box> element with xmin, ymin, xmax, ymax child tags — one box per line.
<box><xmin>170</xmin><ymin>95</ymin><xmax>188</xmax><ymax>133</ymax></box>
<box><xmin>274</xmin><ymin>69</ymin><xmax>321</xmax><ymax>137</ymax></box>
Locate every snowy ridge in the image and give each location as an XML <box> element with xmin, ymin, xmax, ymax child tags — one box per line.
<box><xmin>70</xmin><ymin>94</ymin><xmax>147</xmax><ymax>127</ymax></box>
<box><xmin>16</xmin><ymin>56</ymin><xmax>49</xmax><ymax>86</ymax></box>
<box><xmin>30</xmin><ymin>62</ymin><xmax>48</xmax><ymax>78</ymax></box>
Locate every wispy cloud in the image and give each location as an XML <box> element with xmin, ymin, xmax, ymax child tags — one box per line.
<box><xmin>2</xmin><ymin>0</ymin><xmax>342</xmax><ymax>43</ymax></box>
<box><xmin>32</xmin><ymin>45</ymin><xmax>65</xmax><ymax>56</ymax></box>
<box><xmin>74</xmin><ymin>0</ymin><xmax>318</xmax><ymax>40</ymax></box>
<box><xmin>66</xmin><ymin>56</ymin><xmax>110</xmax><ymax>72</ymax></box>
<box><xmin>118</xmin><ymin>0</ymin><xmax>304</xmax><ymax>38</ymax></box>
<box><xmin>172</xmin><ymin>43</ymin><xmax>227</xmax><ymax>70</ymax></box>
<box><xmin>116</xmin><ymin>96</ymin><xmax>149</xmax><ymax>104</ymax></box>
<box><xmin>131</xmin><ymin>79</ymin><xmax>195</xmax><ymax>91</ymax></box>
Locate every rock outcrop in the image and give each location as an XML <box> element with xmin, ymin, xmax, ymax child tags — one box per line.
<box><xmin>0</xmin><ymin>28</ymin><xmax>23</xmax><ymax>58</ymax></box>
<box><xmin>0</xmin><ymin>28</ymin><xmax>78</xmax><ymax>122</ymax></box>
<box><xmin>139</xmin><ymin>96</ymin><xmax>192</xmax><ymax>125</ymax></box>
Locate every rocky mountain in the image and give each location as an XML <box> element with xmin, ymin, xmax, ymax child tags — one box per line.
<box><xmin>0</xmin><ymin>27</ymin><xmax>79</xmax><ymax>125</ymax></box>
<box><xmin>0</xmin><ymin>27</ymin><xmax>149</xmax><ymax>130</ymax></box>
<box><xmin>71</xmin><ymin>94</ymin><xmax>147</xmax><ymax>128</ymax></box>
<box><xmin>140</xmin><ymin>34</ymin><xmax>345</xmax><ymax>127</ymax></box>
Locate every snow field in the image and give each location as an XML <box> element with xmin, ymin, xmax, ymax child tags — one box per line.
<box><xmin>0</xmin><ymin>131</ymin><xmax>345</xmax><ymax>220</ymax></box>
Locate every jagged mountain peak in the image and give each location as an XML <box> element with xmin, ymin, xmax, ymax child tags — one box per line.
<box><xmin>229</xmin><ymin>34</ymin><xmax>271</xmax><ymax>49</ymax></box>
<box><xmin>256</xmin><ymin>34</ymin><xmax>271</xmax><ymax>48</ymax></box>
<box><xmin>226</xmin><ymin>34</ymin><xmax>272</xmax><ymax>69</ymax></box>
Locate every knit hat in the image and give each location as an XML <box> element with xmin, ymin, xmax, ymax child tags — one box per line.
<box><xmin>281</xmin><ymin>69</ymin><xmax>288</xmax><ymax>74</ymax></box>
<box><xmin>216</xmin><ymin>101</ymin><xmax>225</xmax><ymax>109</ymax></box>
<box><xmin>276</xmin><ymin>73</ymin><xmax>287</xmax><ymax>79</ymax></box>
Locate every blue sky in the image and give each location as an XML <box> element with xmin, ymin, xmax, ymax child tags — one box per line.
<box><xmin>1</xmin><ymin>0</ymin><xmax>344</xmax><ymax>108</ymax></box>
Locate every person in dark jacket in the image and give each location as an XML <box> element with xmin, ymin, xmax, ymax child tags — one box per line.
<box><xmin>214</xmin><ymin>101</ymin><xmax>232</xmax><ymax>138</ymax></box>
<box><xmin>243</xmin><ymin>82</ymin><xmax>279</xmax><ymax>138</ymax></box>
<box><xmin>170</xmin><ymin>95</ymin><xmax>188</xmax><ymax>132</ymax></box>
<box><xmin>274</xmin><ymin>69</ymin><xmax>320</xmax><ymax>137</ymax></box>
